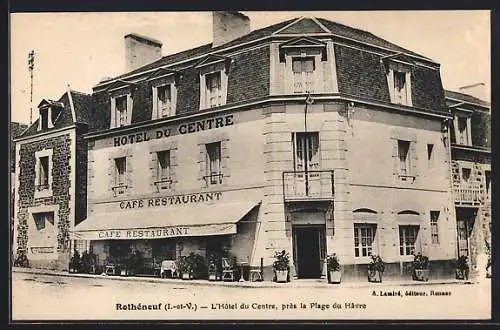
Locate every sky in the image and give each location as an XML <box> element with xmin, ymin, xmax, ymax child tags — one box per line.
<box><xmin>10</xmin><ymin>11</ymin><xmax>490</xmax><ymax>125</ymax></box>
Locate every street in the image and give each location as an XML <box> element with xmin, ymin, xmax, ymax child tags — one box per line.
<box><xmin>11</xmin><ymin>271</ymin><xmax>491</xmax><ymax>321</ymax></box>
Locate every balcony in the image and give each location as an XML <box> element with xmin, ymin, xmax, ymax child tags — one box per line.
<box><xmin>454</xmin><ymin>183</ymin><xmax>484</xmax><ymax>206</ymax></box>
<box><xmin>283</xmin><ymin>170</ymin><xmax>334</xmax><ymax>202</ymax></box>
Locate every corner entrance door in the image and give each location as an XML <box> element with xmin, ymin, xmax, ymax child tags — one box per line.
<box><xmin>293</xmin><ymin>226</ymin><xmax>325</xmax><ymax>279</ymax></box>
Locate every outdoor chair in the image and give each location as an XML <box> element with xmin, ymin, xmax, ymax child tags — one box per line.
<box><xmin>222</xmin><ymin>257</ymin><xmax>234</xmax><ymax>282</ymax></box>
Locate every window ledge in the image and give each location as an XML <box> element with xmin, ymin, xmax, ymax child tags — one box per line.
<box><xmin>112</xmin><ymin>185</ymin><xmax>128</xmax><ymax>197</ymax></box>
<box><xmin>34</xmin><ymin>188</ymin><xmax>53</xmax><ymax>199</ymax></box>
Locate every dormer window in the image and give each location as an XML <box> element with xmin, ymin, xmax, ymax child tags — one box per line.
<box><xmin>149</xmin><ymin>69</ymin><xmax>178</xmax><ymax>120</ymax></box>
<box><xmin>196</xmin><ymin>55</ymin><xmax>231</xmax><ymax>111</ymax></box>
<box><xmin>206</xmin><ymin>72</ymin><xmax>222</xmax><ymax>108</ymax></box>
<box><xmin>279</xmin><ymin>37</ymin><xmax>327</xmax><ymax>95</ymax></box>
<box><xmin>454</xmin><ymin>115</ymin><xmax>471</xmax><ymax>146</ymax></box>
<box><xmin>384</xmin><ymin>61</ymin><xmax>413</xmax><ymax>106</ymax></box>
<box><xmin>292</xmin><ymin>57</ymin><xmax>315</xmax><ymax>93</ymax></box>
<box><xmin>110</xmin><ymin>93</ymin><xmax>132</xmax><ymax>128</ymax></box>
<box><xmin>40</xmin><ymin>109</ymin><xmax>49</xmax><ymax>130</ymax></box>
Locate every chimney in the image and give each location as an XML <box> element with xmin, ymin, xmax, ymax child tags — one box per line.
<box><xmin>459</xmin><ymin>82</ymin><xmax>489</xmax><ymax>102</ymax></box>
<box><xmin>124</xmin><ymin>33</ymin><xmax>163</xmax><ymax>72</ymax></box>
<box><xmin>212</xmin><ymin>11</ymin><xmax>251</xmax><ymax>48</ymax></box>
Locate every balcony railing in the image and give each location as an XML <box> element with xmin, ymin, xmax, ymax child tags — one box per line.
<box><xmin>203</xmin><ymin>173</ymin><xmax>224</xmax><ymax>185</ymax></box>
<box><xmin>283</xmin><ymin>170</ymin><xmax>334</xmax><ymax>201</ymax></box>
<box><xmin>454</xmin><ymin>183</ymin><xmax>484</xmax><ymax>206</ymax></box>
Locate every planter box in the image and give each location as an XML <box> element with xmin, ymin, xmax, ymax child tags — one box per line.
<box><xmin>328</xmin><ymin>270</ymin><xmax>341</xmax><ymax>284</ymax></box>
<box><xmin>181</xmin><ymin>272</ymin><xmax>193</xmax><ymax>280</ymax></box>
<box><xmin>455</xmin><ymin>269</ymin><xmax>469</xmax><ymax>280</ymax></box>
<box><xmin>413</xmin><ymin>269</ymin><xmax>430</xmax><ymax>281</ymax></box>
<box><xmin>275</xmin><ymin>270</ymin><xmax>288</xmax><ymax>283</ymax></box>
<box><xmin>368</xmin><ymin>270</ymin><xmax>383</xmax><ymax>283</ymax></box>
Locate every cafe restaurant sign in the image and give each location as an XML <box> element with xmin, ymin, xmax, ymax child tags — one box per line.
<box><xmin>118</xmin><ymin>192</ymin><xmax>222</xmax><ymax>210</ymax></box>
<box><xmin>73</xmin><ymin>223</ymin><xmax>237</xmax><ymax>241</ymax></box>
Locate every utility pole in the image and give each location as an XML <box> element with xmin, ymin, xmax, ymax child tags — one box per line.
<box><xmin>28</xmin><ymin>50</ymin><xmax>35</xmax><ymax>125</ymax></box>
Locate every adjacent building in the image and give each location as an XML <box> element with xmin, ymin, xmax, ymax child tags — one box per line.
<box><xmin>445</xmin><ymin>86</ymin><xmax>491</xmax><ymax>275</ymax></box>
<box><xmin>13</xmin><ymin>89</ymin><xmax>91</xmax><ymax>269</ymax></box>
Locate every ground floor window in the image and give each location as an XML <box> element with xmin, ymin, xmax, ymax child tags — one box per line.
<box><xmin>399</xmin><ymin>225</ymin><xmax>419</xmax><ymax>256</ymax></box>
<box><xmin>151</xmin><ymin>239</ymin><xmax>176</xmax><ymax>262</ymax></box>
<box><xmin>354</xmin><ymin>224</ymin><xmax>376</xmax><ymax>258</ymax></box>
<box><xmin>108</xmin><ymin>240</ymin><xmax>131</xmax><ymax>262</ymax></box>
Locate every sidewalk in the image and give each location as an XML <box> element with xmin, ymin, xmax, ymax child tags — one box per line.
<box><xmin>12</xmin><ymin>266</ymin><xmax>476</xmax><ymax>289</ymax></box>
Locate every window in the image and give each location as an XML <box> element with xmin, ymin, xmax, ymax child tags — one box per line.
<box><xmin>292</xmin><ymin>57</ymin><xmax>315</xmax><ymax>93</ymax></box>
<box><xmin>399</xmin><ymin>225</ymin><xmax>419</xmax><ymax>256</ymax></box>
<box><xmin>154</xmin><ymin>150</ymin><xmax>172</xmax><ymax>191</ymax></box>
<box><xmin>462</xmin><ymin>168</ymin><xmax>471</xmax><ymax>182</ymax></box>
<box><xmin>430</xmin><ymin>211</ymin><xmax>440</xmax><ymax>244</ymax></box>
<box><xmin>33</xmin><ymin>212</ymin><xmax>54</xmax><ymax>231</ymax></box>
<box><xmin>398</xmin><ymin>140</ymin><xmax>411</xmax><ymax>177</ymax></box>
<box><xmin>157</xmin><ymin>85</ymin><xmax>173</xmax><ymax>118</ymax></box>
<box><xmin>457</xmin><ymin>116</ymin><xmax>469</xmax><ymax>145</ymax></box>
<box><xmin>393</xmin><ymin>71</ymin><xmax>408</xmax><ymax>105</ymax></box>
<box><xmin>354</xmin><ymin>224</ymin><xmax>376</xmax><ymax>258</ymax></box>
<box><xmin>38</xmin><ymin>156</ymin><xmax>50</xmax><ymax>189</ymax></box>
<box><xmin>114</xmin><ymin>95</ymin><xmax>128</xmax><ymax>127</ymax></box>
<box><xmin>40</xmin><ymin>109</ymin><xmax>49</xmax><ymax>130</ymax></box>
<box><xmin>427</xmin><ymin>144</ymin><xmax>434</xmax><ymax>168</ymax></box>
<box><xmin>293</xmin><ymin>132</ymin><xmax>320</xmax><ymax>172</ymax></box>
<box><xmin>205</xmin><ymin>72</ymin><xmax>222</xmax><ymax>108</ymax></box>
<box><xmin>114</xmin><ymin>157</ymin><xmax>126</xmax><ymax>190</ymax></box>
<box><xmin>205</xmin><ymin>142</ymin><xmax>222</xmax><ymax>185</ymax></box>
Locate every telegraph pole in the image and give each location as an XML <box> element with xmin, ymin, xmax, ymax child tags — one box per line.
<box><xmin>28</xmin><ymin>50</ymin><xmax>35</xmax><ymax>125</ymax></box>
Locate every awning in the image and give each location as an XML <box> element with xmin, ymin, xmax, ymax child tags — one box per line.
<box><xmin>69</xmin><ymin>201</ymin><xmax>260</xmax><ymax>241</ymax></box>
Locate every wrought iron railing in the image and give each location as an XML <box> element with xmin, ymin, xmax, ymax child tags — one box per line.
<box><xmin>282</xmin><ymin>170</ymin><xmax>334</xmax><ymax>201</ymax></box>
<box><xmin>453</xmin><ymin>183</ymin><xmax>483</xmax><ymax>206</ymax></box>
<box><xmin>203</xmin><ymin>173</ymin><xmax>224</xmax><ymax>185</ymax></box>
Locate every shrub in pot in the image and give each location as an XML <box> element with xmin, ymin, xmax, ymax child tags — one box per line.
<box><xmin>273</xmin><ymin>250</ymin><xmax>290</xmax><ymax>283</ymax></box>
<box><xmin>326</xmin><ymin>253</ymin><xmax>342</xmax><ymax>284</ymax></box>
<box><xmin>80</xmin><ymin>250</ymin><xmax>96</xmax><ymax>274</ymax></box>
<box><xmin>14</xmin><ymin>250</ymin><xmax>30</xmax><ymax>268</ymax></box>
<box><xmin>208</xmin><ymin>253</ymin><xmax>222</xmax><ymax>281</ymax></box>
<box><xmin>454</xmin><ymin>255</ymin><xmax>469</xmax><ymax>280</ymax></box>
<box><xmin>189</xmin><ymin>253</ymin><xmax>207</xmax><ymax>279</ymax></box>
<box><xmin>69</xmin><ymin>249</ymin><xmax>81</xmax><ymax>273</ymax></box>
<box><xmin>177</xmin><ymin>255</ymin><xmax>193</xmax><ymax>280</ymax></box>
<box><xmin>412</xmin><ymin>252</ymin><xmax>430</xmax><ymax>281</ymax></box>
<box><xmin>367</xmin><ymin>255</ymin><xmax>385</xmax><ymax>283</ymax></box>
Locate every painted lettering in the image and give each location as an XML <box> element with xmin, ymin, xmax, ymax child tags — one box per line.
<box><xmin>215</xmin><ymin>117</ymin><xmax>224</xmax><ymax>128</ymax></box>
<box><xmin>225</xmin><ymin>114</ymin><xmax>234</xmax><ymax>126</ymax></box>
<box><xmin>114</xmin><ymin>137</ymin><xmax>121</xmax><ymax>147</ymax></box>
<box><xmin>179</xmin><ymin>124</ymin><xmax>187</xmax><ymax>134</ymax></box>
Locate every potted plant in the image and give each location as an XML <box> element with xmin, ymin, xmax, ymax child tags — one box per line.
<box><xmin>69</xmin><ymin>249</ymin><xmax>81</xmax><ymax>273</ymax></box>
<box><xmin>189</xmin><ymin>253</ymin><xmax>207</xmax><ymax>279</ymax></box>
<box><xmin>367</xmin><ymin>255</ymin><xmax>385</xmax><ymax>283</ymax></box>
<box><xmin>273</xmin><ymin>250</ymin><xmax>290</xmax><ymax>283</ymax></box>
<box><xmin>14</xmin><ymin>250</ymin><xmax>30</xmax><ymax>268</ymax></box>
<box><xmin>326</xmin><ymin>253</ymin><xmax>342</xmax><ymax>284</ymax></box>
<box><xmin>208</xmin><ymin>253</ymin><xmax>222</xmax><ymax>281</ymax></box>
<box><xmin>454</xmin><ymin>255</ymin><xmax>469</xmax><ymax>280</ymax></box>
<box><xmin>178</xmin><ymin>255</ymin><xmax>193</xmax><ymax>280</ymax></box>
<box><xmin>412</xmin><ymin>252</ymin><xmax>430</xmax><ymax>281</ymax></box>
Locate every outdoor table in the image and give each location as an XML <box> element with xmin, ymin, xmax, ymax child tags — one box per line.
<box><xmin>160</xmin><ymin>260</ymin><xmax>178</xmax><ymax>278</ymax></box>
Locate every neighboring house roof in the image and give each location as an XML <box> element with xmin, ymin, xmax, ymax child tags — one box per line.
<box><xmin>11</xmin><ymin>122</ymin><xmax>28</xmax><ymax>138</ymax></box>
<box><xmin>107</xmin><ymin>16</ymin><xmax>435</xmax><ymax>83</ymax></box>
<box><xmin>18</xmin><ymin>90</ymin><xmax>92</xmax><ymax>138</ymax></box>
<box><xmin>445</xmin><ymin>90</ymin><xmax>490</xmax><ymax>108</ymax></box>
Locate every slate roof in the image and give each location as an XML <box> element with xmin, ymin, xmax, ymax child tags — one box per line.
<box><xmin>18</xmin><ymin>90</ymin><xmax>92</xmax><ymax>138</ymax></box>
<box><xmin>106</xmin><ymin>17</ymin><xmax>434</xmax><ymax>83</ymax></box>
<box><xmin>445</xmin><ymin>90</ymin><xmax>490</xmax><ymax>107</ymax></box>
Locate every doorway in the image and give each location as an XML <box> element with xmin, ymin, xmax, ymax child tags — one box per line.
<box><xmin>293</xmin><ymin>226</ymin><xmax>325</xmax><ymax>279</ymax></box>
<box><xmin>456</xmin><ymin>207</ymin><xmax>477</xmax><ymax>258</ymax></box>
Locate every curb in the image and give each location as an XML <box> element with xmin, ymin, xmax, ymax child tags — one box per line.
<box><xmin>12</xmin><ymin>267</ymin><xmax>478</xmax><ymax>289</ymax></box>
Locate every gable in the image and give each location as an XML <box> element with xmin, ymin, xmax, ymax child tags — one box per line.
<box><xmin>275</xmin><ymin>17</ymin><xmax>329</xmax><ymax>35</ymax></box>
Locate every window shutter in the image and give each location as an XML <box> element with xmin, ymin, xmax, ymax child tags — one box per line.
<box><xmin>196</xmin><ymin>143</ymin><xmax>205</xmax><ymax>182</ymax></box>
<box><xmin>171</xmin><ymin>84</ymin><xmax>177</xmax><ymax>116</ymax></box>
<box><xmin>35</xmin><ymin>156</ymin><xmax>40</xmax><ymax>187</ymax></box>
<box><xmin>107</xmin><ymin>158</ymin><xmax>115</xmax><ymax>194</ymax></box>
<box><xmin>405</xmin><ymin>72</ymin><xmax>413</xmax><ymax>106</ymax></box>
<box><xmin>387</xmin><ymin>69</ymin><xmax>395</xmax><ymax>102</ymax></box>
<box><xmin>126</xmin><ymin>94</ymin><xmax>133</xmax><ymax>125</ymax></box>
<box><xmin>391</xmin><ymin>137</ymin><xmax>399</xmax><ymax>177</ymax></box>
<box><xmin>284</xmin><ymin>56</ymin><xmax>294</xmax><ymax>94</ymax></box>
<box><xmin>199</xmin><ymin>74</ymin><xmax>206</xmax><ymax>110</ymax></box>
<box><xmin>151</xmin><ymin>87</ymin><xmax>158</xmax><ymax>119</ymax></box>
<box><xmin>221</xmin><ymin>71</ymin><xmax>228</xmax><ymax>105</ymax></box>
<box><xmin>126</xmin><ymin>155</ymin><xmax>133</xmax><ymax>189</ymax></box>
<box><xmin>149</xmin><ymin>151</ymin><xmax>157</xmax><ymax>189</ymax></box>
<box><xmin>410</xmin><ymin>140</ymin><xmax>418</xmax><ymax>178</ymax></box>
<box><xmin>110</xmin><ymin>97</ymin><xmax>116</xmax><ymax>129</ymax></box>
